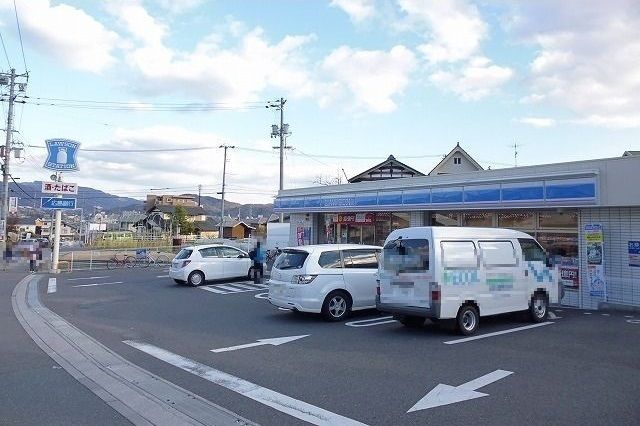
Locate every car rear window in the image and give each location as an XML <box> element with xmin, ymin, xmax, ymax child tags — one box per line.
<box><xmin>383</xmin><ymin>239</ymin><xmax>429</xmax><ymax>272</ymax></box>
<box><xmin>274</xmin><ymin>250</ymin><xmax>308</xmax><ymax>270</ymax></box>
<box><xmin>318</xmin><ymin>250</ymin><xmax>343</xmax><ymax>268</ymax></box>
<box><xmin>175</xmin><ymin>249</ymin><xmax>193</xmax><ymax>260</ymax></box>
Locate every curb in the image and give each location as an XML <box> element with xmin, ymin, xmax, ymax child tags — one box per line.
<box><xmin>598</xmin><ymin>301</ymin><xmax>640</xmax><ymax>314</ymax></box>
<box><xmin>12</xmin><ymin>274</ymin><xmax>257</xmax><ymax>426</ymax></box>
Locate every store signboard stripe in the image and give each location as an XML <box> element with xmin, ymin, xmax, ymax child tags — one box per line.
<box><xmin>123</xmin><ymin>341</ymin><xmax>368</xmax><ymax>426</ymax></box>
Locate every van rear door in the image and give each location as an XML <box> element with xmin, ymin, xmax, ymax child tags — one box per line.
<box><xmin>379</xmin><ymin>238</ymin><xmax>432</xmax><ymax>308</ymax></box>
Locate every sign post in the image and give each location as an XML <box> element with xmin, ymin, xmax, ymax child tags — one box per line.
<box><xmin>44</xmin><ymin>138</ymin><xmax>80</xmax><ymax>273</ymax></box>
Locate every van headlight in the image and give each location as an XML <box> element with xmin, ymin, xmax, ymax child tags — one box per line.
<box><xmin>292</xmin><ymin>275</ymin><xmax>317</xmax><ymax>284</ymax></box>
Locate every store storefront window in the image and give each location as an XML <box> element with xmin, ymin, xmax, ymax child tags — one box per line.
<box><xmin>497</xmin><ymin>211</ymin><xmax>535</xmax><ymax>229</ymax></box>
<box><xmin>463</xmin><ymin>212</ymin><xmax>494</xmax><ymax>227</ymax></box>
<box><xmin>317</xmin><ymin>212</ymin><xmax>412</xmax><ymax>246</ymax></box>
<box><xmin>431</xmin><ymin>212</ymin><xmax>459</xmax><ymax>226</ymax></box>
<box><xmin>539</xmin><ymin>211</ymin><xmax>578</xmax><ymax>229</ymax></box>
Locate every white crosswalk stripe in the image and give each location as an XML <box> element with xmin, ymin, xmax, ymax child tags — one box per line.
<box><xmin>199</xmin><ymin>281</ymin><xmax>268</xmax><ymax>295</ymax></box>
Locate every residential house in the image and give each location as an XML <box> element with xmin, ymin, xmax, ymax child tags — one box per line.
<box><xmin>428</xmin><ymin>142</ymin><xmax>483</xmax><ymax>176</ymax></box>
<box><xmin>143</xmin><ymin>205</ymin><xmax>207</xmax><ymax>234</ymax></box>
<box><xmin>218</xmin><ymin>217</ymin><xmax>255</xmax><ymax>239</ymax></box>
<box><xmin>145</xmin><ymin>194</ymin><xmax>198</xmax><ymax>211</ymax></box>
<box><xmin>348</xmin><ymin>155</ymin><xmax>425</xmax><ymax>183</ymax></box>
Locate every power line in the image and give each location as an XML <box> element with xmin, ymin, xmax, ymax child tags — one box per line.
<box><xmin>28</xmin><ymin>96</ymin><xmax>268</xmax><ymax>106</ymax></box>
<box><xmin>13</xmin><ymin>0</ymin><xmax>27</xmax><ymax>73</ymax></box>
<box><xmin>0</xmin><ymin>30</ymin><xmax>11</xmax><ymax>69</ymax></box>
<box><xmin>9</xmin><ymin>174</ymin><xmax>35</xmax><ymax>199</ymax></box>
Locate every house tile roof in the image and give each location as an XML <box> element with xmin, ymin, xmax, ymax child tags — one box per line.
<box><xmin>149</xmin><ymin>205</ymin><xmax>207</xmax><ymax>216</ymax></box>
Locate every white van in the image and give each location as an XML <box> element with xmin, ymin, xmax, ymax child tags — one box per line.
<box><xmin>268</xmin><ymin>244</ymin><xmax>382</xmax><ymax>321</ymax></box>
<box><xmin>376</xmin><ymin>227</ymin><xmax>560</xmax><ymax>335</ymax></box>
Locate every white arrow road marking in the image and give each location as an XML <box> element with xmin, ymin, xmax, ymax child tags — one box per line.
<box><xmin>255</xmin><ymin>292</ymin><xmax>268</xmax><ymax>299</ymax></box>
<box><xmin>444</xmin><ymin>322</ymin><xmax>554</xmax><ymax>345</ymax></box>
<box><xmin>72</xmin><ymin>281</ymin><xmax>124</xmax><ymax>288</ymax></box>
<box><xmin>211</xmin><ymin>335</ymin><xmax>309</xmax><ymax>353</ymax></box>
<box><xmin>408</xmin><ymin>369</ymin><xmax>513</xmax><ymax>412</ymax></box>
<box><xmin>47</xmin><ymin>278</ymin><xmax>56</xmax><ymax>293</ymax></box>
<box><xmin>345</xmin><ymin>316</ymin><xmax>398</xmax><ymax>327</ymax></box>
<box><xmin>124</xmin><ymin>340</ymin><xmax>368</xmax><ymax>426</ymax></box>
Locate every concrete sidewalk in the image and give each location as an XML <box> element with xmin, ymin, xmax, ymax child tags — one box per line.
<box><xmin>0</xmin><ymin>272</ymin><xmax>131</xmax><ymax>426</ymax></box>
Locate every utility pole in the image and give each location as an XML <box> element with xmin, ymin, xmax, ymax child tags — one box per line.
<box><xmin>511</xmin><ymin>141</ymin><xmax>519</xmax><ymax>167</ymax></box>
<box><xmin>1</xmin><ymin>69</ymin><xmax>16</xmax><ymax>257</ymax></box>
<box><xmin>268</xmin><ymin>98</ymin><xmax>291</xmax><ymax>223</ymax></box>
<box><xmin>218</xmin><ymin>145</ymin><xmax>234</xmax><ymax>238</ymax></box>
<box><xmin>198</xmin><ymin>184</ymin><xmax>202</xmax><ymax>207</ymax></box>
<box><xmin>51</xmin><ymin>172</ymin><xmax>62</xmax><ymax>272</ymax></box>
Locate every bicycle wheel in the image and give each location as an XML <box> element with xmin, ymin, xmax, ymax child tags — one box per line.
<box><xmin>156</xmin><ymin>255</ymin><xmax>170</xmax><ymax>266</ymax></box>
<box><xmin>137</xmin><ymin>256</ymin><xmax>151</xmax><ymax>268</ymax></box>
<box><xmin>107</xmin><ymin>258</ymin><xmax>118</xmax><ymax>270</ymax></box>
<box><xmin>124</xmin><ymin>255</ymin><xmax>136</xmax><ymax>268</ymax></box>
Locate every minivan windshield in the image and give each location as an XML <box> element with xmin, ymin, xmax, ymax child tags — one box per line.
<box><xmin>273</xmin><ymin>250</ymin><xmax>309</xmax><ymax>270</ymax></box>
<box><xmin>175</xmin><ymin>249</ymin><xmax>193</xmax><ymax>260</ymax></box>
<box><xmin>383</xmin><ymin>238</ymin><xmax>429</xmax><ymax>272</ymax></box>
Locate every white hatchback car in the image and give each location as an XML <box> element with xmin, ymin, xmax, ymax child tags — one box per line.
<box><xmin>268</xmin><ymin>244</ymin><xmax>382</xmax><ymax>321</ymax></box>
<box><xmin>169</xmin><ymin>244</ymin><xmax>252</xmax><ymax>286</ymax></box>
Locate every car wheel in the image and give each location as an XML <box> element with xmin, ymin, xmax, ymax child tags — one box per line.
<box><xmin>395</xmin><ymin>315</ymin><xmax>424</xmax><ymax>328</ymax></box>
<box><xmin>187</xmin><ymin>271</ymin><xmax>204</xmax><ymax>287</ymax></box>
<box><xmin>456</xmin><ymin>305</ymin><xmax>479</xmax><ymax>336</ymax></box>
<box><xmin>322</xmin><ymin>291</ymin><xmax>352</xmax><ymax>321</ymax></box>
<box><xmin>530</xmin><ymin>293</ymin><xmax>548</xmax><ymax>323</ymax></box>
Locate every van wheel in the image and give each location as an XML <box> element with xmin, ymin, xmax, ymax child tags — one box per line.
<box><xmin>395</xmin><ymin>315</ymin><xmax>424</xmax><ymax>328</ymax></box>
<box><xmin>456</xmin><ymin>305</ymin><xmax>479</xmax><ymax>335</ymax></box>
<box><xmin>322</xmin><ymin>291</ymin><xmax>351</xmax><ymax>321</ymax></box>
<box><xmin>187</xmin><ymin>271</ymin><xmax>204</xmax><ymax>287</ymax></box>
<box><xmin>530</xmin><ymin>293</ymin><xmax>548</xmax><ymax>322</ymax></box>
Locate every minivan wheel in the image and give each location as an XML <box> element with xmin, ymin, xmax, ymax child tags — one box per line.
<box><xmin>188</xmin><ymin>271</ymin><xmax>204</xmax><ymax>287</ymax></box>
<box><xmin>322</xmin><ymin>291</ymin><xmax>351</xmax><ymax>321</ymax></box>
<box><xmin>530</xmin><ymin>293</ymin><xmax>548</xmax><ymax>322</ymax></box>
<box><xmin>456</xmin><ymin>305</ymin><xmax>479</xmax><ymax>335</ymax></box>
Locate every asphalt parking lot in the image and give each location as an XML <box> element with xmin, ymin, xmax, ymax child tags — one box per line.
<box><xmin>37</xmin><ymin>268</ymin><xmax>640</xmax><ymax>425</ymax></box>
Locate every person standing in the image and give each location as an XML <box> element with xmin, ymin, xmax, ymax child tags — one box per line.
<box><xmin>252</xmin><ymin>241</ymin><xmax>266</xmax><ymax>284</ymax></box>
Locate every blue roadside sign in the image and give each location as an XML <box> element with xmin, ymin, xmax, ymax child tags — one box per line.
<box><xmin>44</xmin><ymin>138</ymin><xmax>80</xmax><ymax>171</ymax></box>
<box><xmin>41</xmin><ymin>197</ymin><xmax>77</xmax><ymax>210</ymax></box>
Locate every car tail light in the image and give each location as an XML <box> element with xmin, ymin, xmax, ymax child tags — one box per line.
<box><xmin>376</xmin><ymin>279</ymin><xmax>381</xmax><ymax>296</ymax></box>
<box><xmin>291</xmin><ymin>275</ymin><xmax>317</xmax><ymax>284</ymax></box>
<box><xmin>180</xmin><ymin>260</ymin><xmax>191</xmax><ymax>268</ymax></box>
<box><xmin>431</xmin><ymin>289</ymin><xmax>440</xmax><ymax>302</ymax></box>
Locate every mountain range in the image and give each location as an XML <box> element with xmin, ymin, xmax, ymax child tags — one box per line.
<box><xmin>8</xmin><ymin>181</ymin><xmax>274</xmax><ymax>219</ymax></box>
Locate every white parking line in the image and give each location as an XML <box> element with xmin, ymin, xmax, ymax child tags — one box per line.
<box><xmin>124</xmin><ymin>341</ymin><xmax>368</xmax><ymax>426</ymax></box>
<box><xmin>444</xmin><ymin>322</ymin><xmax>555</xmax><ymax>345</ymax></box>
<box><xmin>199</xmin><ymin>286</ymin><xmax>227</xmax><ymax>294</ymax></box>
<box><xmin>199</xmin><ymin>282</ymin><xmax>268</xmax><ymax>295</ymax></box>
<box><xmin>584</xmin><ymin>312</ymin><xmax>592</xmax><ymax>315</ymax></box>
<box><xmin>345</xmin><ymin>316</ymin><xmax>398</xmax><ymax>328</ymax></box>
<box><xmin>625</xmin><ymin>315</ymin><xmax>634</xmax><ymax>318</ymax></box>
<box><xmin>72</xmin><ymin>281</ymin><xmax>124</xmax><ymax>288</ymax></box>
<box><xmin>156</xmin><ymin>275</ymin><xmax>169</xmax><ymax>278</ymax></box>
<box><xmin>67</xmin><ymin>276</ymin><xmax>109</xmax><ymax>281</ymax></box>
<box><xmin>233</xmin><ymin>283</ymin><xmax>268</xmax><ymax>290</ymax></box>
<box><xmin>47</xmin><ymin>278</ymin><xmax>56</xmax><ymax>294</ymax></box>
<box><xmin>601</xmin><ymin>313</ymin><xmax>610</xmax><ymax>316</ymax></box>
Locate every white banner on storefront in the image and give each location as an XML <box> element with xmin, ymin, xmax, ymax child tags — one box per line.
<box><xmin>584</xmin><ymin>223</ymin><xmax>606</xmax><ymax>298</ymax></box>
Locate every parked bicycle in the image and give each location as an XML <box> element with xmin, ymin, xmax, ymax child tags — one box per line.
<box><xmin>106</xmin><ymin>252</ymin><xmax>136</xmax><ymax>270</ymax></box>
<box><xmin>135</xmin><ymin>250</ymin><xmax>171</xmax><ymax>268</ymax></box>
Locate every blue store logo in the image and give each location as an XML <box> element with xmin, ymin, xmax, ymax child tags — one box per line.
<box><xmin>44</xmin><ymin>138</ymin><xmax>80</xmax><ymax>171</ymax></box>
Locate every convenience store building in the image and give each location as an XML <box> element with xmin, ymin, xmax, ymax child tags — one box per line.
<box><xmin>273</xmin><ymin>148</ymin><xmax>640</xmax><ymax>310</ymax></box>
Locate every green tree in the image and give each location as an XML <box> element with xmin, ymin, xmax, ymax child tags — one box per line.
<box><xmin>172</xmin><ymin>206</ymin><xmax>194</xmax><ymax>235</ymax></box>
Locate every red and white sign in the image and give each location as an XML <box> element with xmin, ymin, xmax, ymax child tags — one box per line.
<box><xmin>559</xmin><ymin>266</ymin><xmax>579</xmax><ymax>289</ymax></box>
<box><xmin>41</xmin><ymin>181</ymin><xmax>78</xmax><ymax>195</ymax></box>
<box><xmin>334</xmin><ymin>213</ymin><xmax>374</xmax><ymax>224</ymax></box>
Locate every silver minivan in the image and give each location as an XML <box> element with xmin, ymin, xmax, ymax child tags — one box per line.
<box><xmin>268</xmin><ymin>244</ymin><xmax>382</xmax><ymax>321</ymax></box>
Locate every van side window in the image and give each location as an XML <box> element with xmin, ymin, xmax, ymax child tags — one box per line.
<box><xmin>383</xmin><ymin>239</ymin><xmax>429</xmax><ymax>272</ymax></box>
<box><xmin>318</xmin><ymin>250</ymin><xmax>343</xmax><ymax>268</ymax></box>
<box><xmin>479</xmin><ymin>241</ymin><xmax>517</xmax><ymax>267</ymax></box>
<box><xmin>518</xmin><ymin>238</ymin><xmax>547</xmax><ymax>262</ymax></box>
<box><xmin>343</xmin><ymin>249</ymin><xmax>379</xmax><ymax>269</ymax></box>
<box><xmin>441</xmin><ymin>241</ymin><xmax>478</xmax><ymax>269</ymax></box>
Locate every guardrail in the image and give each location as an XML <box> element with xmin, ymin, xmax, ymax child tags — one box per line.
<box><xmin>57</xmin><ymin>246</ymin><xmax>181</xmax><ymax>272</ymax></box>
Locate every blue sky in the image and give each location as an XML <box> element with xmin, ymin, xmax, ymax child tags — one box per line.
<box><xmin>1</xmin><ymin>0</ymin><xmax>638</xmax><ymax>205</ymax></box>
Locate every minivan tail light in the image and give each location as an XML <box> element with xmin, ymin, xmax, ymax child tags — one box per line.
<box><xmin>376</xmin><ymin>279</ymin><xmax>380</xmax><ymax>296</ymax></box>
<box><xmin>431</xmin><ymin>289</ymin><xmax>440</xmax><ymax>302</ymax></box>
<box><xmin>181</xmin><ymin>260</ymin><xmax>191</xmax><ymax>268</ymax></box>
<box><xmin>292</xmin><ymin>275</ymin><xmax>317</xmax><ymax>284</ymax></box>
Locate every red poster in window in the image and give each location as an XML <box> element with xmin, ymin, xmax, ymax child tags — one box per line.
<box><xmin>559</xmin><ymin>266</ymin><xmax>579</xmax><ymax>289</ymax></box>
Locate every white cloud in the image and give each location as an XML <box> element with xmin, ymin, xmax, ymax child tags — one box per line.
<box><xmin>428</xmin><ymin>56</ymin><xmax>513</xmax><ymax>100</ymax></box>
<box><xmin>507</xmin><ymin>0</ymin><xmax>640</xmax><ymax>128</ymax></box>
<box><xmin>321</xmin><ymin>45</ymin><xmax>416</xmax><ymax>113</ymax></box>
<box><xmin>330</xmin><ymin>0</ymin><xmax>376</xmax><ymax>23</ymax></box>
<box><xmin>156</xmin><ymin>0</ymin><xmax>203</xmax><ymax>15</ymax></box>
<box><xmin>517</xmin><ymin>117</ymin><xmax>556</xmax><ymax>128</ymax></box>
<box><xmin>398</xmin><ymin>0</ymin><xmax>487</xmax><ymax>64</ymax></box>
<box><xmin>0</xmin><ymin>0</ymin><xmax>120</xmax><ymax>72</ymax></box>
<box><xmin>105</xmin><ymin>3</ymin><xmax>317</xmax><ymax>104</ymax></box>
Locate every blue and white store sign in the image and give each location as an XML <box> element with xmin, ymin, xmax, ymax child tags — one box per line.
<box><xmin>41</xmin><ymin>197</ymin><xmax>77</xmax><ymax>210</ymax></box>
<box><xmin>44</xmin><ymin>138</ymin><xmax>80</xmax><ymax>171</ymax></box>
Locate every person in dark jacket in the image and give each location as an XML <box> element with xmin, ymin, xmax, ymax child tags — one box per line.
<box><xmin>251</xmin><ymin>241</ymin><xmax>266</xmax><ymax>284</ymax></box>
